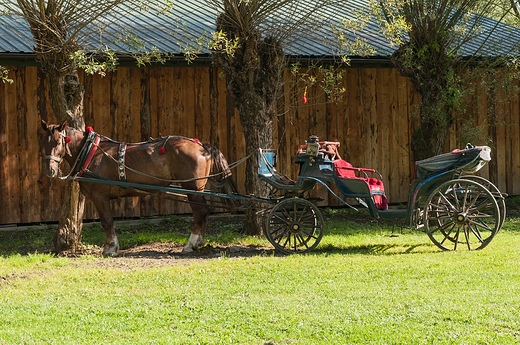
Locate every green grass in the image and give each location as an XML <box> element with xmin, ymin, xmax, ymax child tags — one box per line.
<box><xmin>1</xmin><ymin>202</ymin><xmax>520</xmax><ymax>344</ymax></box>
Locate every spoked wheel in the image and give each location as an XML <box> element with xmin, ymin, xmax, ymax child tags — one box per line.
<box><xmin>462</xmin><ymin>175</ymin><xmax>506</xmax><ymax>231</ymax></box>
<box><xmin>423</xmin><ymin>179</ymin><xmax>500</xmax><ymax>251</ymax></box>
<box><xmin>265</xmin><ymin>198</ymin><xmax>324</xmax><ymax>254</ymax></box>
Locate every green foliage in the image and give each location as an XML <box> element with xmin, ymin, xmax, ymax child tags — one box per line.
<box><xmin>290</xmin><ymin>62</ymin><xmax>347</xmax><ymax>102</ymax></box>
<box><xmin>177</xmin><ymin>29</ymin><xmax>241</xmax><ymax>64</ymax></box>
<box><xmin>332</xmin><ymin>5</ymin><xmax>378</xmax><ymax>58</ymax></box>
<box><xmin>209</xmin><ymin>30</ymin><xmax>240</xmax><ymax>57</ymax></box>
<box><xmin>71</xmin><ymin>49</ymin><xmax>119</xmax><ymax>76</ymax></box>
<box><xmin>0</xmin><ymin>66</ymin><xmax>12</xmax><ymax>84</ymax></box>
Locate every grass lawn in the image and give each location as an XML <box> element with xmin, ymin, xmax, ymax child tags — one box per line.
<box><xmin>0</xmin><ymin>201</ymin><xmax>520</xmax><ymax>344</ymax></box>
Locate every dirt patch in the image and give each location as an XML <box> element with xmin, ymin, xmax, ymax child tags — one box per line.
<box><xmin>1</xmin><ymin>213</ymin><xmax>282</xmax><ymax>268</ymax></box>
<box><xmin>118</xmin><ymin>242</ymin><xmax>276</xmax><ymax>265</ymax></box>
<box><xmin>111</xmin><ymin>214</ymin><xmax>277</xmax><ymax>267</ymax></box>
<box><xmin>58</xmin><ymin>243</ymin><xmax>278</xmax><ymax>270</ymax></box>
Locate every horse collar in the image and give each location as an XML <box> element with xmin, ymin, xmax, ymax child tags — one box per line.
<box><xmin>61</xmin><ymin>130</ymin><xmax>100</xmax><ymax>179</ymax></box>
<box><xmin>76</xmin><ymin>132</ymin><xmax>100</xmax><ymax>177</ymax></box>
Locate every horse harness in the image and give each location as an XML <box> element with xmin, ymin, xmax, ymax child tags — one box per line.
<box><xmin>61</xmin><ymin>130</ymin><xmax>101</xmax><ymax>179</ymax></box>
<box><xmin>50</xmin><ymin>125</ymin><xmax>206</xmax><ymax>183</ymax></box>
<box><xmin>118</xmin><ymin>142</ymin><xmax>127</xmax><ymax>182</ymax></box>
<box><xmin>59</xmin><ymin>130</ymin><xmax>118</xmax><ymax>180</ymax></box>
<box><xmin>113</xmin><ymin>136</ymin><xmax>203</xmax><ymax>182</ymax></box>
<box><xmin>67</xmin><ymin>131</ymin><xmax>204</xmax><ymax>182</ymax></box>
<box><xmin>69</xmin><ymin>131</ymin><xmax>127</xmax><ymax>181</ymax></box>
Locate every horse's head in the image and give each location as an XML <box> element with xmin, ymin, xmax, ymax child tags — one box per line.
<box><xmin>41</xmin><ymin>120</ymin><xmax>68</xmax><ymax>178</ymax></box>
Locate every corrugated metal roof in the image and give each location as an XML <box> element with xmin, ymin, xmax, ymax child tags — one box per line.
<box><xmin>0</xmin><ymin>0</ymin><xmax>518</xmax><ymax>59</ymax></box>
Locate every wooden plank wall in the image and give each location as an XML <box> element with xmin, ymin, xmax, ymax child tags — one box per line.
<box><xmin>0</xmin><ymin>65</ymin><xmax>518</xmax><ymax>225</ymax></box>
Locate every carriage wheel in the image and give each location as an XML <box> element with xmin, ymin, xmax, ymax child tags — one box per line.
<box><xmin>423</xmin><ymin>179</ymin><xmax>500</xmax><ymax>251</ymax></box>
<box><xmin>265</xmin><ymin>198</ymin><xmax>324</xmax><ymax>254</ymax></box>
<box><xmin>461</xmin><ymin>175</ymin><xmax>506</xmax><ymax>231</ymax></box>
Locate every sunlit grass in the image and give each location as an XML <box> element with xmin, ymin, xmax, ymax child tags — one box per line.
<box><xmin>1</xmin><ymin>200</ymin><xmax>520</xmax><ymax>344</ymax></box>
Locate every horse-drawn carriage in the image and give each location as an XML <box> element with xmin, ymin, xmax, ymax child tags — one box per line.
<box><xmin>41</xmin><ymin>121</ymin><xmax>506</xmax><ymax>256</ymax></box>
<box><xmin>258</xmin><ymin>136</ymin><xmax>505</xmax><ymax>254</ymax></box>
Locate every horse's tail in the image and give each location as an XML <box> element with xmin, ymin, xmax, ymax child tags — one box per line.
<box><xmin>202</xmin><ymin>143</ymin><xmax>239</xmax><ymax>208</ymax></box>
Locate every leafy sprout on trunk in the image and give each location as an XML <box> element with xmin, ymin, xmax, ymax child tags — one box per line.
<box><xmin>0</xmin><ymin>66</ymin><xmax>13</xmax><ymax>83</ymax></box>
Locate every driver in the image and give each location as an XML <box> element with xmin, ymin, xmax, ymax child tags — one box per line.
<box><xmin>319</xmin><ymin>143</ymin><xmax>341</xmax><ymax>161</ymax></box>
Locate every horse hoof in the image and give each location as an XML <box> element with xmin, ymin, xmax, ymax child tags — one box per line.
<box><xmin>181</xmin><ymin>245</ymin><xmax>194</xmax><ymax>254</ymax></box>
<box><xmin>102</xmin><ymin>248</ymin><xmax>119</xmax><ymax>257</ymax></box>
<box><xmin>102</xmin><ymin>243</ymin><xmax>119</xmax><ymax>257</ymax></box>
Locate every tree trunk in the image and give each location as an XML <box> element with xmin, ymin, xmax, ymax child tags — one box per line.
<box><xmin>409</xmin><ymin>85</ymin><xmax>454</xmax><ymax>161</ymax></box>
<box><xmin>53</xmin><ymin>179</ymin><xmax>85</xmax><ymax>252</ymax></box>
<box><xmin>237</xmin><ymin>93</ymin><xmax>273</xmax><ymax>236</ymax></box>
<box><xmin>391</xmin><ymin>45</ymin><xmax>456</xmax><ymax>161</ymax></box>
<box><xmin>410</xmin><ymin>117</ymin><xmax>450</xmax><ymax>161</ymax></box>
<box><xmin>213</xmin><ymin>13</ymin><xmax>284</xmax><ymax>236</ymax></box>
<box><xmin>46</xmin><ymin>69</ymin><xmax>86</xmax><ymax>253</ymax></box>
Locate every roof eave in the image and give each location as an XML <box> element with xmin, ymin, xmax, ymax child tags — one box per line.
<box><xmin>0</xmin><ymin>52</ymin><xmax>394</xmax><ymax>68</ymax></box>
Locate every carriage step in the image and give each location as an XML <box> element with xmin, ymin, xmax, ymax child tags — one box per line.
<box><xmin>378</xmin><ymin>209</ymin><xmax>408</xmax><ymax>219</ymax></box>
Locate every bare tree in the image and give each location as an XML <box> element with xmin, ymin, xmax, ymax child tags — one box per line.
<box><xmin>207</xmin><ymin>0</ymin><xmax>330</xmax><ymax>235</ymax></box>
<box><xmin>0</xmin><ymin>0</ymin><xmax>129</xmax><ymax>253</ymax></box>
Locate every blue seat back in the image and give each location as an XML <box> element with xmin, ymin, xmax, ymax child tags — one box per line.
<box><xmin>258</xmin><ymin>150</ymin><xmax>277</xmax><ymax>176</ymax></box>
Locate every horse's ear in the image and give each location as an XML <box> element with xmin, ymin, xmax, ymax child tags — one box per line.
<box><xmin>41</xmin><ymin>119</ymin><xmax>48</xmax><ymax>131</ymax></box>
<box><xmin>59</xmin><ymin>121</ymin><xmax>67</xmax><ymax>132</ymax></box>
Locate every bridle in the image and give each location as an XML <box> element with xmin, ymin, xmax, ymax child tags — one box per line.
<box><xmin>44</xmin><ymin>130</ymin><xmax>68</xmax><ymax>164</ymax></box>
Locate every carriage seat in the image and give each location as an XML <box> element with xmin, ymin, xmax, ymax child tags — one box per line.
<box><xmin>334</xmin><ymin>159</ymin><xmax>388</xmax><ymax>210</ymax></box>
<box><xmin>258</xmin><ymin>149</ymin><xmax>309</xmax><ymax>191</ymax></box>
<box><xmin>415</xmin><ymin>144</ymin><xmax>491</xmax><ymax>179</ymax></box>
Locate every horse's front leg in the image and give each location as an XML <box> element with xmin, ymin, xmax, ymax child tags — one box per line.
<box><xmin>92</xmin><ymin>198</ymin><xmax>120</xmax><ymax>257</ymax></box>
<box><xmin>182</xmin><ymin>194</ymin><xmax>209</xmax><ymax>254</ymax></box>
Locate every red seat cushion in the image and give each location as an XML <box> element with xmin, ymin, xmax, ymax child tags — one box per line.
<box><xmin>367</xmin><ymin>178</ymin><xmax>388</xmax><ymax>210</ymax></box>
<box><xmin>334</xmin><ymin>160</ymin><xmax>388</xmax><ymax>210</ymax></box>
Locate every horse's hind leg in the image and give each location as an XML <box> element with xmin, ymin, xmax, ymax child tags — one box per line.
<box><xmin>92</xmin><ymin>198</ymin><xmax>120</xmax><ymax>257</ymax></box>
<box><xmin>182</xmin><ymin>194</ymin><xmax>209</xmax><ymax>254</ymax></box>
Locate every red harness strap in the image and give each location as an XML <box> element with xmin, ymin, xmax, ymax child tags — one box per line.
<box><xmin>78</xmin><ymin>136</ymin><xmax>101</xmax><ymax>177</ymax></box>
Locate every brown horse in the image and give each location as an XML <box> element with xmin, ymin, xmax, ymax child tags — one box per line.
<box><xmin>40</xmin><ymin>120</ymin><xmax>237</xmax><ymax>256</ymax></box>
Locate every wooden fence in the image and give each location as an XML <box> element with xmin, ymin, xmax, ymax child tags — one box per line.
<box><xmin>1</xmin><ymin>65</ymin><xmax>519</xmax><ymax>225</ymax></box>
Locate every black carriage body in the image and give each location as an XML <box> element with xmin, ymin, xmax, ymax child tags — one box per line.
<box><xmin>258</xmin><ymin>141</ymin><xmax>505</xmax><ymax>254</ymax></box>
<box><xmin>258</xmin><ymin>143</ymin><xmax>495</xmax><ymax>223</ymax></box>
<box><xmin>408</xmin><ymin>146</ymin><xmax>492</xmax><ymax>208</ymax></box>
<box><xmin>259</xmin><ymin>149</ymin><xmax>400</xmax><ymax>218</ymax></box>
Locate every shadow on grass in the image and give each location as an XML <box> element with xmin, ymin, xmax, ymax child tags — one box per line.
<box><xmin>311</xmin><ymin>242</ymin><xmax>434</xmax><ymax>256</ymax></box>
<box><xmin>113</xmin><ymin>240</ymin><xmax>433</xmax><ymax>261</ymax></box>
<box><xmin>0</xmin><ymin>221</ymin><xmax>437</xmax><ymax>259</ymax></box>
<box><xmin>117</xmin><ymin>243</ymin><xmax>281</xmax><ymax>261</ymax></box>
